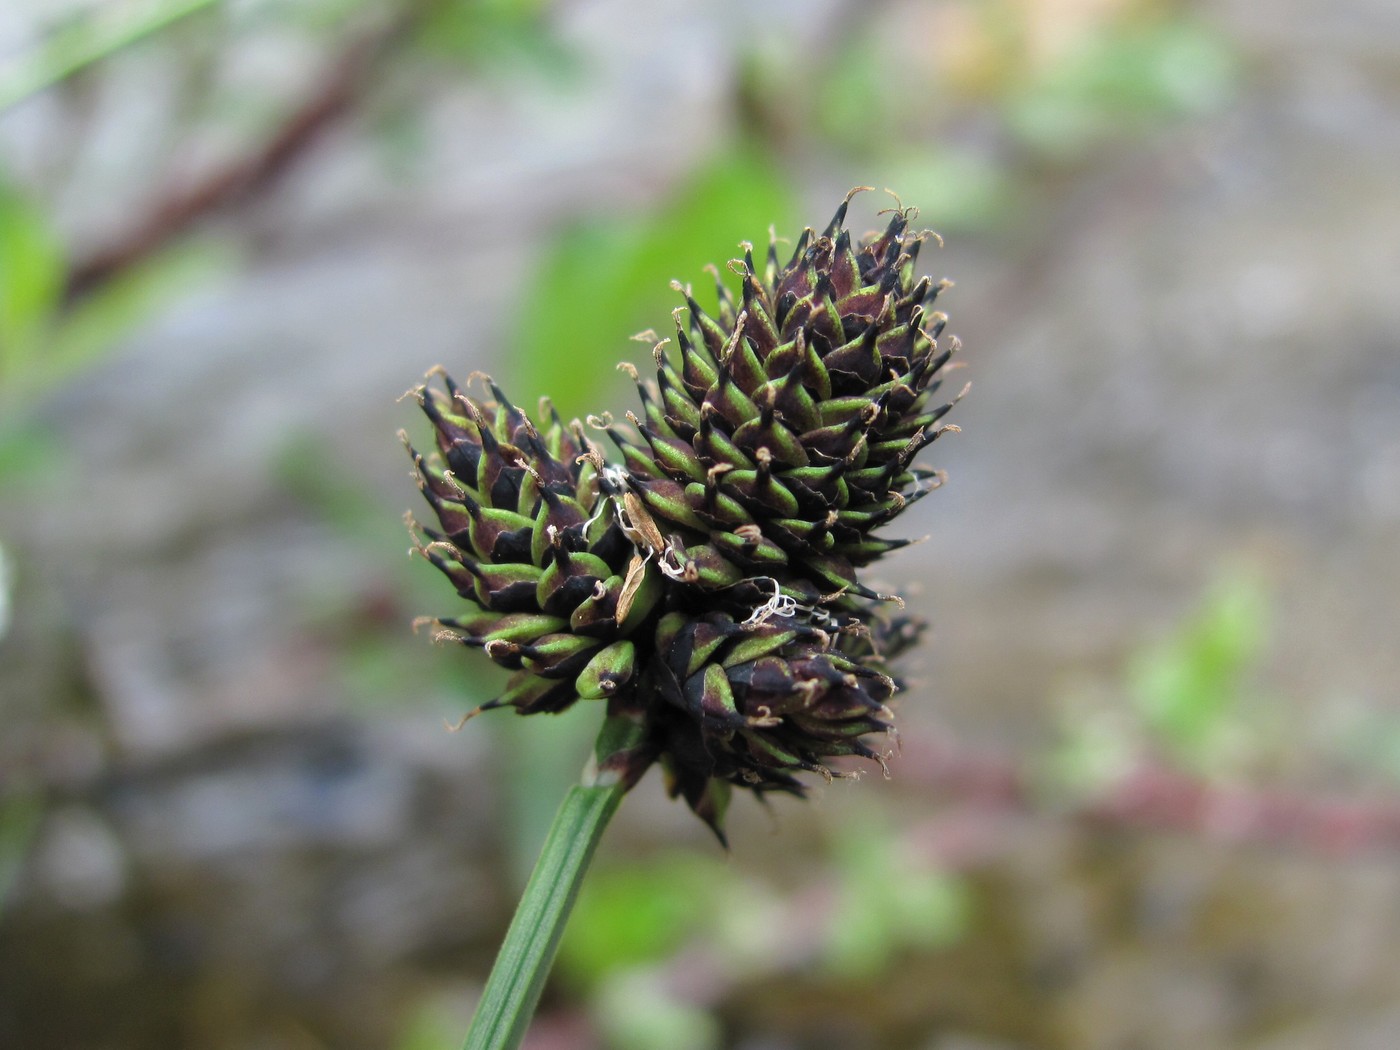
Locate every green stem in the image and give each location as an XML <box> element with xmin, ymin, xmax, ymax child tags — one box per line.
<box><xmin>0</xmin><ymin>0</ymin><xmax>220</xmax><ymax>113</ymax></box>
<box><xmin>463</xmin><ymin>716</ymin><xmax>643</xmax><ymax>1050</ymax></box>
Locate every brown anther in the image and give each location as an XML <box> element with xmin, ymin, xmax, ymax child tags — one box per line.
<box><xmin>621</xmin><ymin>491</ymin><xmax>666</xmax><ymax>552</ymax></box>
<box><xmin>615</xmin><ymin>553</ymin><xmax>648</xmax><ymax>623</ymax></box>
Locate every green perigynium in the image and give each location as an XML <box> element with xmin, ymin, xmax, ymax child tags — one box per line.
<box><xmin>405</xmin><ymin>189</ymin><xmax>962</xmax><ymax>842</ymax></box>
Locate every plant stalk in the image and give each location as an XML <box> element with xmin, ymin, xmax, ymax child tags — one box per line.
<box><xmin>462</xmin><ymin>716</ymin><xmax>643</xmax><ymax>1050</ymax></box>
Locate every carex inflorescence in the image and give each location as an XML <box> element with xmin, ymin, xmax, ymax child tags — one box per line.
<box><xmin>403</xmin><ymin>189</ymin><xmax>964</xmax><ymax>841</ymax></box>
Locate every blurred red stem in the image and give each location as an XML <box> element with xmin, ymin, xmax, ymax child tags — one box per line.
<box><xmin>903</xmin><ymin>733</ymin><xmax>1400</xmax><ymax>857</ymax></box>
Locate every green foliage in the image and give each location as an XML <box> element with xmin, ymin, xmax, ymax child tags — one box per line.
<box><xmin>822</xmin><ymin>816</ymin><xmax>970</xmax><ymax>977</ymax></box>
<box><xmin>592</xmin><ymin>970</ymin><xmax>720</xmax><ymax>1050</ymax></box>
<box><xmin>52</xmin><ymin>239</ymin><xmax>233</xmax><ymax>384</ymax></box>
<box><xmin>0</xmin><ymin>177</ymin><xmax>226</xmax><ymax>490</ymax></box>
<box><xmin>1128</xmin><ymin>572</ymin><xmax>1271</xmax><ymax>770</ymax></box>
<box><xmin>511</xmin><ymin>145</ymin><xmax>796</xmax><ymax>419</ymax></box>
<box><xmin>0</xmin><ymin>171</ymin><xmax>233</xmax><ymax>417</ymax></box>
<box><xmin>809</xmin><ymin>33</ymin><xmax>1016</xmax><ymax>233</ymax></box>
<box><xmin>396</xmin><ymin>997</ymin><xmax>472</xmax><ymax>1050</ymax></box>
<box><xmin>0</xmin><ymin>177</ymin><xmax>64</xmax><ymax>376</ymax></box>
<box><xmin>494</xmin><ymin>711</ymin><xmax>598</xmax><ymax>888</ymax></box>
<box><xmin>273</xmin><ymin>432</ymin><xmax>406</xmax><ymax>549</ymax></box>
<box><xmin>1007</xmin><ymin>17</ymin><xmax>1238</xmax><ymax>157</ymax></box>
<box><xmin>0</xmin><ymin>0</ymin><xmax>220</xmax><ymax>112</ymax></box>
<box><xmin>557</xmin><ymin>854</ymin><xmax>721</xmax><ymax>987</ymax></box>
<box><xmin>789</xmin><ymin>3</ymin><xmax>1238</xmax><ymax>231</ymax></box>
<box><xmin>414</xmin><ymin>0</ymin><xmax>573</xmax><ymax>76</ymax></box>
<box><xmin>1048</xmin><ymin>571</ymin><xmax>1276</xmax><ymax>792</ymax></box>
<box><xmin>1044</xmin><ymin>707</ymin><xmax>1137</xmax><ymax>797</ymax></box>
<box><xmin>868</xmin><ymin>151</ymin><xmax>1017</xmax><ymax>233</ymax></box>
<box><xmin>814</xmin><ymin>31</ymin><xmax>904</xmax><ymax>156</ymax></box>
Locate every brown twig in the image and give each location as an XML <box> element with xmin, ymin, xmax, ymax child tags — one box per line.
<box><xmin>63</xmin><ymin>16</ymin><xmax>410</xmax><ymax>302</ymax></box>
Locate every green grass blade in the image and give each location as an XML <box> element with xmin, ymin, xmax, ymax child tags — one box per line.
<box><xmin>0</xmin><ymin>0</ymin><xmax>220</xmax><ymax>113</ymax></box>
<box><xmin>463</xmin><ymin>780</ymin><xmax>625</xmax><ymax>1050</ymax></box>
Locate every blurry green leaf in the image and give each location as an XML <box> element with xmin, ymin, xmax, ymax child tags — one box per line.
<box><xmin>2</xmin><ymin>230</ymin><xmax>234</xmax><ymax>417</ymax></box>
<box><xmin>274</xmin><ymin>431</ymin><xmax>400</xmax><ymax>547</ymax></box>
<box><xmin>1007</xmin><ymin>17</ymin><xmax>1238</xmax><ymax>158</ymax></box>
<box><xmin>1044</xmin><ymin>707</ymin><xmax>1136</xmax><ymax>797</ymax></box>
<box><xmin>413</xmin><ymin>0</ymin><xmax>572</xmax><ymax>75</ymax></box>
<box><xmin>511</xmin><ymin>144</ymin><xmax>797</xmax><ymax>419</ymax></box>
<box><xmin>271</xmin><ymin>0</ymin><xmax>383</xmax><ymax>33</ymax></box>
<box><xmin>494</xmin><ymin>706</ymin><xmax>598</xmax><ymax>887</ymax></box>
<box><xmin>824</xmin><ymin>873</ymin><xmax>894</xmax><ymax>977</ymax></box>
<box><xmin>559</xmin><ymin>855</ymin><xmax>722</xmax><ymax>986</ymax></box>
<box><xmin>0</xmin><ymin>178</ymin><xmax>64</xmax><ymax>377</ymax></box>
<box><xmin>370</xmin><ymin>103</ymin><xmax>431</xmax><ymax>180</ymax></box>
<box><xmin>1129</xmin><ymin>572</ymin><xmax>1270</xmax><ymax>769</ymax></box>
<box><xmin>824</xmin><ymin>818</ymin><xmax>969</xmax><ymax>977</ymax></box>
<box><xmin>0</xmin><ymin>0</ymin><xmax>221</xmax><ymax>112</ymax></box>
<box><xmin>0</xmin><ymin>419</ymin><xmax>66</xmax><ymax>490</ymax></box>
<box><xmin>889</xmin><ymin>868</ymin><xmax>971</xmax><ymax>953</ymax></box>
<box><xmin>593</xmin><ymin>970</ymin><xmax>721</xmax><ymax>1050</ymax></box>
<box><xmin>43</xmin><ymin>236</ymin><xmax>235</xmax><ymax>388</ymax></box>
<box><xmin>868</xmin><ymin>150</ymin><xmax>1018</xmax><ymax>233</ymax></box>
<box><xmin>815</xmin><ymin>31</ymin><xmax>904</xmax><ymax>155</ymax></box>
<box><xmin>394</xmin><ymin>993</ymin><xmax>474</xmax><ymax>1050</ymax></box>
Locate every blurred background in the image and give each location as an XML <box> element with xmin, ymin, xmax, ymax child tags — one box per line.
<box><xmin>2</xmin><ymin>0</ymin><xmax>1399</xmax><ymax>1047</ymax></box>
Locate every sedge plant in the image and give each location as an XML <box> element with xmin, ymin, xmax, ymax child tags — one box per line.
<box><xmin>401</xmin><ymin>189</ymin><xmax>965</xmax><ymax>1049</ymax></box>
